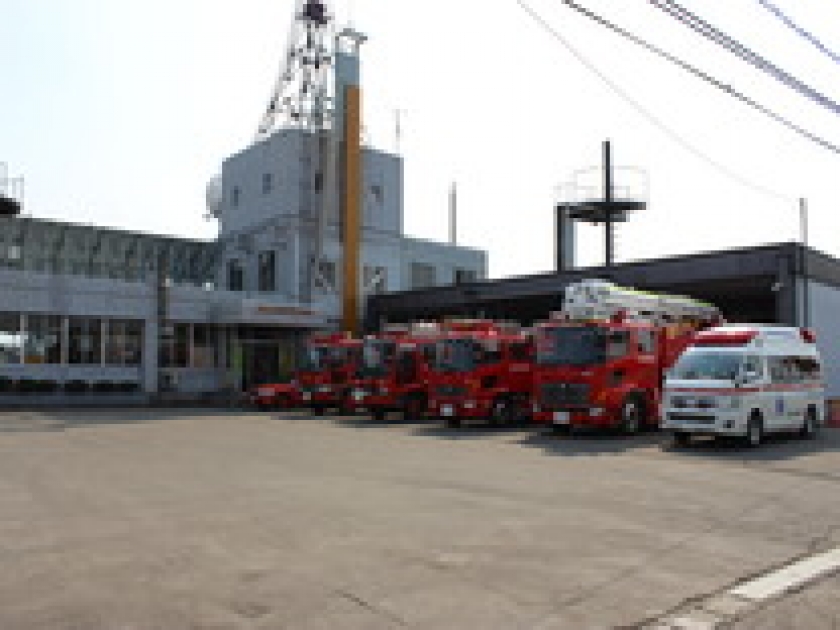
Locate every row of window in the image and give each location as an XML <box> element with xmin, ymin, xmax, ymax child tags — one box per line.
<box><xmin>410</xmin><ymin>264</ymin><xmax>479</xmax><ymax>290</ymax></box>
<box><xmin>0</xmin><ymin>314</ymin><xmax>143</xmax><ymax>366</ymax></box>
<box><xmin>159</xmin><ymin>324</ymin><xmax>220</xmax><ymax>369</ymax></box>
<box><xmin>229</xmin><ymin>175</ymin><xmax>386</xmax><ymax>209</ymax></box>
<box><xmin>226</xmin><ymin>255</ymin><xmax>389</xmax><ymax>295</ymax></box>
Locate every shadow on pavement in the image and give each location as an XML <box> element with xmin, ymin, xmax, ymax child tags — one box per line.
<box><xmin>662</xmin><ymin>428</ymin><xmax>840</xmax><ymax>464</ymax></box>
<box><xmin>517</xmin><ymin>426</ymin><xmax>662</xmax><ymax>456</ymax></box>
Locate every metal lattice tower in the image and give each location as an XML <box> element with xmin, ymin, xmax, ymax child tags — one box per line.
<box><xmin>255</xmin><ymin>0</ymin><xmax>339</xmax><ymax>140</ymax></box>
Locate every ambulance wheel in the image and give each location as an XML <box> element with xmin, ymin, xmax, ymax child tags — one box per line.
<box><xmin>620</xmin><ymin>396</ymin><xmax>644</xmax><ymax>435</ymax></box>
<box><xmin>672</xmin><ymin>431</ymin><xmax>691</xmax><ymax>448</ymax></box>
<box><xmin>744</xmin><ymin>413</ymin><xmax>764</xmax><ymax>448</ymax></box>
<box><xmin>800</xmin><ymin>407</ymin><xmax>818</xmax><ymax>439</ymax></box>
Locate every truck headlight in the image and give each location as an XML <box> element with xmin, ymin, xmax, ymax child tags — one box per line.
<box><xmin>464</xmin><ymin>401</ymin><xmax>476</xmax><ymax>409</ymax></box>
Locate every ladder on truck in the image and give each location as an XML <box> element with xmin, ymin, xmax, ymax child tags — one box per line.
<box><xmin>558</xmin><ymin>280</ymin><xmax>722</xmax><ymax>326</ymax></box>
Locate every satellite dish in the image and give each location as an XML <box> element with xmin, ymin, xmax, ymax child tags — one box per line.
<box><xmin>205</xmin><ymin>174</ymin><xmax>223</xmax><ymax>219</ymax></box>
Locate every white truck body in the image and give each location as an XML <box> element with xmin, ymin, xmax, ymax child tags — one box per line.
<box><xmin>662</xmin><ymin>325</ymin><xmax>825</xmax><ymax>444</ymax></box>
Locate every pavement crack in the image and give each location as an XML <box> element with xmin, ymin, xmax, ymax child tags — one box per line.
<box><xmin>334</xmin><ymin>588</ymin><xmax>409</xmax><ymax>627</ymax></box>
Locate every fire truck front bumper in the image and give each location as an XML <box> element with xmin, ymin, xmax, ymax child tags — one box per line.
<box><xmin>300</xmin><ymin>387</ymin><xmax>341</xmax><ymax>408</ymax></box>
<box><xmin>533</xmin><ymin>405</ymin><xmax>613</xmax><ymax>428</ymax></box>
<box><xmin>429</xmin><ymin>397</ymin><xmax>489</xmax><ymax>420</ymax></box>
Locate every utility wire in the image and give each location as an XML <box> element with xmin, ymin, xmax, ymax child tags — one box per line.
<box><xmin>755</xmin><ymin>0</ymin><xmax>840</xmax><ymax>67</ymax></box>
<box><xmin>525</xmin><ymin>0</ymin><xmax>840</xmax><ymax>158</ymax></box>
<box><xmin>648</xmin><ymin>0</ymin><xmax>840</xmax><ymax>116</ymax></box>
<box><xmin>514</xmin><ymin>0</ymin><xmax>794</xmax><ymax>202</ymax></box>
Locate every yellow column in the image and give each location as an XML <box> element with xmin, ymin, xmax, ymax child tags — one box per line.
<box><xmin>342</xmin><ymin>85</ymin><xmax>362</xmax><ymax>335</ymax></box>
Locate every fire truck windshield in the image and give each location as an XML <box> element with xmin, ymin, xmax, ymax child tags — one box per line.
<box><xmin>434</xmin><ymin>338</ymin><xmax>478</xmax><ymax>373</ymax></box>
<box><xmin>298</xmin><ymin>345</ymin><xmax>342</xmax><ymax>373</ymax></box>
<box><xmin>358</xmin><ymin>340</ymin><xmax>395</xmax><ymax>378</ymax></box>
<box><xmin>536</xmin><ymin>326</ymin><xmax>606</xmax><ymax>366</ymax></box>
<box><xmin>670</xmin><ymin>351</ymin><xmax>746</xmax><ymax>381</ymax></box>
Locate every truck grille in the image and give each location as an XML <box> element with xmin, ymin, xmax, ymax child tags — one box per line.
<box><xmin>540</xmin><ymin>382</ymin><xmax>590</xmax><ymax>409</ymax></box>
<box><xmin>436</xmin><ymin>385</ymin><xmax>468</xmax><ymax>398</ymax></box>
<box><xmin>668</xmin><ymin>413</ymin><xmax>716</xmax><ymax>425</ymax></box>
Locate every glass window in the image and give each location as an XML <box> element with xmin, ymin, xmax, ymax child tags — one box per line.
<box><xmin>0</xmin><ymin>313</ymin><xmax>22</xmax><ymax>364</ymax></box>
<box><xmin>455</xmin><ymin>268</ymin><xmax>477</xmax><ymax>285</ymax></box>
<box><xmin>671</xmin><ymin>352</ymin><xmax>746</xmax><ymax>381</ymax></box>
<box><xmin>228</xmin><ymin>260</ymin><xmax>244</xmax><ymax>292</ymax></box>
<box><xmin>258</xmin><ymin>251</ymin><xmax>276</xmax><ymax>293</ymax></box>
<box><xmin>508</xmin><ymin>342</ymin><xmax>531</xmax><ymax>362</ymax></box>
<box><xmin>364</xmin><ymin>266</ymin><xmax>387</xmax><ymax>294</ymax></box>
<box><xmin>193</xmin><ymin>325</ymin><xmax>218</xmax><ymax>369</ymax></box>
<box><xmin>638</xmin><ymin>330</ymin><xmax>657</xmax><ymax>355</ymax></box>
<box><xmin>106</xmin><ymin>320</ymin><xmax>143</xmax><ymax>366</ymax></box>
<box><xmin>317</xmin><ymin>260</ymin><xmax>336</xmax><ymax>292</ymax></box>
<box><xmin>24</xmin><ymin>315</ymin><xmax>63</xmax><ymax>365</ymax></box>
<box><xmin>231</xmin><ymin>186</ymin><xmax>241</xmax><ymax>207</ymax></box>
<box><xmin>410</xmin><ymin>263</ymin><xmax>436</xmax><ymax>290</ymax></box>
<box><xmin>262</xmin><ymin>173</ymin><xmax>273</xmax><ymax>195</ymax></box>
<box><xmin>69</xmin><ymin>317</ymin><xmax>102</xmax><ymax>365</ymax></box>
<box><xmin>606</xmin><ymin>331</ymin><xmax>630</xmax><ymax>360</ymax></box>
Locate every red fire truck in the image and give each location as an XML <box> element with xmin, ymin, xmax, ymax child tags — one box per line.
<box><xmin>532</xmin><ymin>280</ymin><xmax>721</xmax><ymax>434</ymax></box>
<box><xmin>346</xmin><ymin>324</ymin><xmax>439</xmax><ymax>421</ymax></box>
<box><xmin>426</xmin><ymin>320</ymin><xmax>534</xmax><ymax>427</ymax></box>
<box><xmin>297</xmin><ymin>333</ymin><xmax>362</xmax><ymax>414</ymax></box>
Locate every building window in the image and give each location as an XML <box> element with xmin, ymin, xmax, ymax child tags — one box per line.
<box><xmin>0</xmin><ymin>313</ymin><xmax>22</xmax><ymax>365</ymax></box>
<box><xmin>410</xmin><ymin>263</ymin><xmax>436</xmax><ymax>290</ymax></box>
<box><xmin>161</xmin><ymin>323</ymin><xmax>190</xmax><ymax>368</ymax></box>
<box><xmin>317</xmin><ymin>260</ymin><xmax>336</xmax><ymax>292</ymax></box>
<box><xmin>262</xmin><ymin>173</ymin><xmax>273</xmax><ymax>195</ymax></box>
<box><xmin>193</xmin><ymin>325</ymin><xmax>218</xmax><ymax>369</ymax></box>
<box><xmin>106</xmin><ymin>320</ymin><xmax>143</xmax><ymax>366</ymax></box>
<box><xmin>454</xmin><ymin>268</ymin><xmax>477</xmax><ymax>285</ymax></box>
<box><xmin>231</xmin><ymin>186</ymin><xmax>241</xmax><ymax>207</ymax></box>
<box><xmin>69</xmin><ymin>317</ymin><xmax>102</xmax><ymax>365</ymax></box>
<box><xmin>364</xmin><ymin>266</ymin><xmax>387</xmax><ymax>294</ymax></box>
<box><xmin>24</xmin><ymin>315</ymin><xmax>62</xmax><ymax>365</ymax></box>
<box><xmin>228</xmin><ymin>259</ymin><xmax>244</xmax><ymax>292</ymax></box>
<box><xmin>258</xmin><ymin>251</ymin><xmax>277</xmax><ymax>293</ymax></box>
<box><xmin>370</xmin><ymin>184</ymin><xmax>384</xmax><ymax>205</ymax></box>
<box><xmin>314</xmin><ymin>172</ymin><xmax>324</xmax><ymax>193</ymax></box>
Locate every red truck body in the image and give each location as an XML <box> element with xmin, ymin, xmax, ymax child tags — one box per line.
<box><xmin>248</xmin><ymin>382</ymin><xmax>303</xmax><ymax>411</ymax></box>
<box><xmin>346</xmin><ymin>332</ymin><xmax>438</xmax><ymax>421</ymax></box>
<box><xmin>426</xmin><ymin>321</ymin><xmax>534</xmax><ymax>427</ymax></box>
<box><xmin>297</xmin><ymin>333</ymin><xmax>362</xmax><ymax>414</ymax></box>
<box><xmin>531</xmin><ymin>318</ymin><xmax>697</xmax><ymax>432</ymax></box>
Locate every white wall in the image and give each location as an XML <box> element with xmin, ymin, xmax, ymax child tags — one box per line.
<box><xmin>800</xmin><ymin>278</ymin><xmax>840</xmax><ymax>398</ymax></box>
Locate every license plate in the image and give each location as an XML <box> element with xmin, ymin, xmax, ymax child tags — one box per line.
<box><xmin>441</xmin><ymin>405</ymin><xmax>454</xmax><ymax>417</ymax></box>
<box><xmin>553</xmin><ymin>411</ymin><xmax>570</xmax><ymax>425</ymax></box>
<box><xmin>353</xmin><ymin>391</ymin><xmax>366</xmax><ymax>402</ymax></box>
<box><xmin>302</xmin><ymin>392</ymin><xmax>311</xmax><ymax>401</ymax></box>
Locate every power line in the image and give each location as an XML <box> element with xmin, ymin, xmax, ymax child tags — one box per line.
<box><xmin>514</xmin><ymin>0</ymin><xmax>794</xmax><ymax>203</ymax></box>
<box><xmin>755</xmin><ymin>0</ymin><xmax>840</xmax><ymax>67</ymax></box>
<box><xmin>648</xmin><ymin>0</ymin><xmax>840</xmax><ymax>116</ymax></box>
<box><xmin>528</xmin><ymin>0</ymin><xmax>840</xmax><ymax>158</ymax></box>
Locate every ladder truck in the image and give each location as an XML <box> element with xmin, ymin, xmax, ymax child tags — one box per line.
<box><xmin>531</xmin><ymin>280</ymin><xmax>722</xmax><ymax>434</ymax></box>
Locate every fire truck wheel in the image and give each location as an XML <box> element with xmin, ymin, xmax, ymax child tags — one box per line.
<box><xmin>372</xmin><ymin>408</ymin><xmax>387</xmax><ymax>422</ymax></box>
<box><xmin>619</xmin><ymin>396</ymin><xmax>644</xmax><ymax>435</ymax></box>
<box><xmin>272</xmin><ymin>396</ymin><xmax>289</xmax><ymax>411</ymax></box>
<box><xmin>744</xmin><ymin>413</ymin><xmax>764</xmax><ymax>448</ymax></box>
<box><xmin>403</xmin><ymin>396</ymin><xmax>426</xmax><ymax>421</ymax></box>
<box><xmin>312</xmin><ymin>407</ymin><xmax>325</xmax><ymax>416</ymax></box>
<box><xmin>446</xmin><ymin>416</ymin><xmax>462</xmax><ymax>428</ymax></box>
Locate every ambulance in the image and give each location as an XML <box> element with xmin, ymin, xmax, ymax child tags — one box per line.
<box><xmin>662</xmin><ymin>325</ymin><xmax>825</xmax><ymax>447</ymax></box>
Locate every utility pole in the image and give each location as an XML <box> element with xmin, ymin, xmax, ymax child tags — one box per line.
<box><xmin>449</xmin><ymin>182</ymin><xmax>458</xmax><ymax>246</ymax></box>
<box><xmin>800</xmin><ymin>198</ymin><xmax>810</xmax><ymax>328</ymax></box>
<box><xmin>604</xmin><ymin>141</ymin><xmax>614</xmax><ymax>268</ymax></box>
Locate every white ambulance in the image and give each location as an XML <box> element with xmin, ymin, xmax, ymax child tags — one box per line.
<box><xmin>662</xmin><ymin>325</ymin><xmax>825</xmax><ymax>447</ymax></box>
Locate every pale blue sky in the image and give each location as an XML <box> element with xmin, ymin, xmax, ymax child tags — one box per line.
<box><xmin>3</xmin><ymin>0</ymin><xmax>840</xmax><ymax>278</ymax></box>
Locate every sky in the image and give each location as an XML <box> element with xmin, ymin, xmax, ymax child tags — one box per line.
<box><xmin>2</xmin><ymin>0</ymin><xmax>840</xmax><ymax>279</ymax></box>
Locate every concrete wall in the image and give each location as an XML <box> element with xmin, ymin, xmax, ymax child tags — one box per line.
<box><xmin>798</xmin><ymin>278</ymin><xmax>840</xmax><ymax>398</ymax></box>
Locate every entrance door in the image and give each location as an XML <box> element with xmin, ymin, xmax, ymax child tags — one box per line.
<box><xmin>243</xmin><ymin>343</ymin><xmax>281</xmax><ymax>390</ymax></box>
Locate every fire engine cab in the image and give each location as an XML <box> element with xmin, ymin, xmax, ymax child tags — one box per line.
<box><xmin>663</xmin><ymin>325</ymin><xmax>825</xmax><ymax>447</ymax></box>
<box><xmin>532</xmin><ymin>280</ymin><xmax>722</xmax><ymax>434</ymax></box>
